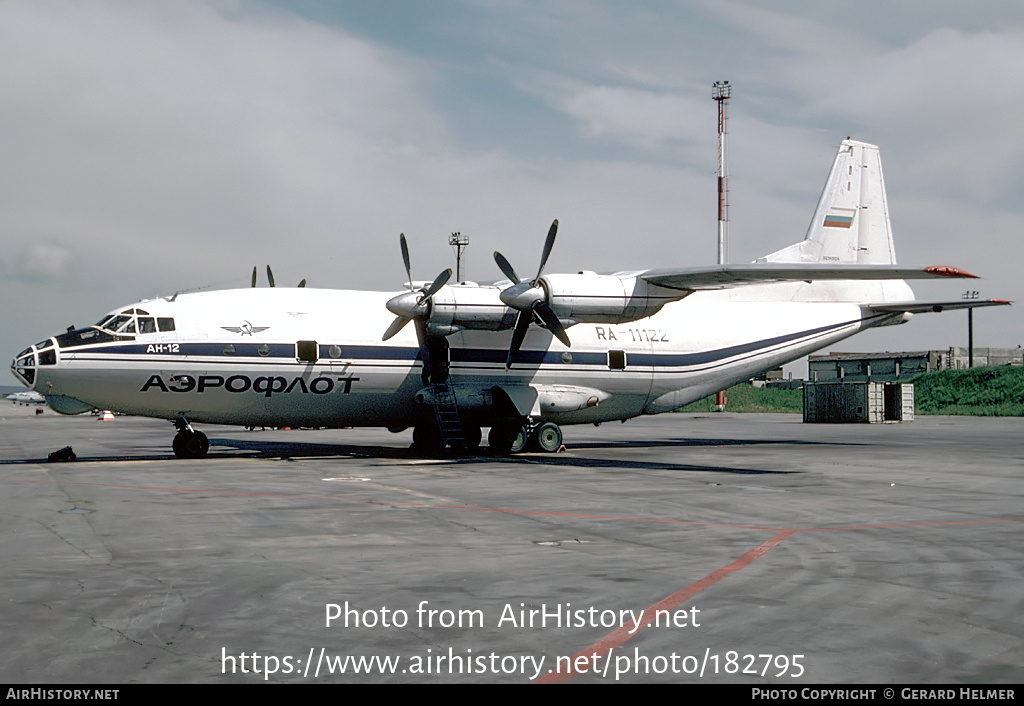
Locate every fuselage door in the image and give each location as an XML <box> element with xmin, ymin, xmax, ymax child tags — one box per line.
<box><xmin>296</xmin><ymin>340</ymin><xmax>318</xmax><ymax>364</ymax></box>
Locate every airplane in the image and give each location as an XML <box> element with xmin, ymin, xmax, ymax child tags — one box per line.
<box><xmin>5</xmin><ymin>390</ymin><xmax>45</xmax><ymax>405</ymax></box>
<box><xmin>9</xmin><ymin>139</ymin><xmax>1009</xmax><ymax>458</ymax></box>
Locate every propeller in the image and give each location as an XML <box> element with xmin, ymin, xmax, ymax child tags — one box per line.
<box><xmin>382</xmin><ymin>233</ymin><xmax>452</xmax><ymax>341</ymax></box>
<box><xmin>493</xmin><ymin>219</ymin><xmax>570</xmax><ymax>369</ymax></box>
<box><xmin>252</xmin><ymin>266</ymin><xmax>305</xmax><ymax>287</ymax></box>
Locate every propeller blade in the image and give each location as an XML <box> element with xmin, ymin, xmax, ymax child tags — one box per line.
<box><xmin>418</xmin><ymin>268</ymin><xmax>452</xmax><ymax>303</ymax></box>
<box><xmin>266</xmin><ymin>265</ymin><xmax>276</xmax><ymax>288</ymax></box>
<box><xmin>298</xmin><ymin>279</ymin><xmax>306</xmax><ymax>288</ymax></box>
<box><xmin>534</xmin><ymin>219</ymin><xmax>558</xmax><ymax>283</ymax></box>
<box><xmin>493</xmin><ymin>251</ymin><xmax>520</xmax><ymax>284</ymax></box>
<box><xmin>251</xmin><ymin>267</ymin><xmax>257</xmax><ymax>288</ymax></box>
<box><xmin>414</xmin><ymin>319</ymin><xmax>431</xmax><ymax>378</ymax></box>
<box><xmin>533</xmin><ymin>301</ymin><xmax>571</xmax><ymax>348</ymax></box>
<box><xmin>382</xmin><ymin>315</ymin><xmax>410</xmax><ymax>341</ymax></box>
<box><xmin>505</xmin><ymin>311</ymin><xmax>532</xmax><ymax>369</ymax></box>
<box><xmin>400</xmin><ymin>233</ymin><xmax>412</xmax><ymax>291</ymax></box>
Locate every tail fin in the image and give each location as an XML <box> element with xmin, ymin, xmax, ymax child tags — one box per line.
<box><xmin>762</xmin><ymin>139</ymin><xmax>897</xmax><ymax>265</ymax></box>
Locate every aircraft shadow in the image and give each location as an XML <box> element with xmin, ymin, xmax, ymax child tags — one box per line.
<box><xmin>1</xmin><ymin>436</ymin><xmax>845</xmax><ymax>475</ymax></box>
<box><xmin>567</xmin><ymin>437</ymin><xmax>863</xmax><ymax>450</ymax></box>
<box><xmin>211</xmin><ymin>438</ymin><xmax>804</xmax><ymax>475</ymax></box>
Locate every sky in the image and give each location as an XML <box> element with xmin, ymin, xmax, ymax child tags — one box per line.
<box><xmin>3</xmin><ymin>0</ymin><xmax>1023</xmax><ymax>382</ymax></box>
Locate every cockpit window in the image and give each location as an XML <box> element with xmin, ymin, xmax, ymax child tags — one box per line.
<box><xmin>104</xmin><ymin>315</ymin><xmax>132</xmax><ymax>332</ymax></box>
<box><xmin>55</xmin><ymin>327</ymin><xmax>123</xmax><ymax>348</ymax></box>
<box><xmin>138</xmin><ymin>317</ymin><xmax>156</xmax><ymax>334</ymax></box>
<box><xmin>157</xmin><ymin>318</ymin><xmax>175</xmax><ymax>332</ymax></box>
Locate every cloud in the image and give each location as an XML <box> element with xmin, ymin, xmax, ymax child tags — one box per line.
<box><xmin>2</xmin><ymin>241</ymin><xmax>75</xmax><ymax>281</ymax></box>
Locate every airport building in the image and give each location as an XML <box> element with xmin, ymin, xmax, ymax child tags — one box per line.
<box><xmin>807</xmin><ymin>347</ymin><xmax>1023</xmax><ymax>384</ymax></box>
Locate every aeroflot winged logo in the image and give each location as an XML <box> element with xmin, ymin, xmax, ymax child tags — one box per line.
<box><xmin>221</xmin><ymin>321</ymin><xmax>270</xmax><ymax>336</ymax></box>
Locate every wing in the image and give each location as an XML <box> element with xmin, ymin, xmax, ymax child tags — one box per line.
<box><xmin>866</xmin><ymin>299</ymin><xmax>1012</xmax><ymax>314</ymax></box>
<box><xmin>639</xmin><ymin>264</ymin><xmax>978</xmax><ymax>292</ymax></box>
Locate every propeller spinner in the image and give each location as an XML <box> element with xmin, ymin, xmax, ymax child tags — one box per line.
<box><xmin>382</xmin><ymin>234</ymin><xmax>452</xmax><ymax>341</ymax></box>
<box><xmin>493</xmin><ymin>219</ymin><xmax>570</xmax><ymax>369</ymax></box>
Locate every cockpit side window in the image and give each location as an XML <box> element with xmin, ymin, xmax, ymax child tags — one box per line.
<box><xmin>55</xmin><ymin>327</ymin><xmax>121</xmax><ymax>348</ymax></box>
<box><xmin>157</xmin><ymin>318</ymin><xmax>175</xmax><ymax>332</ymax></box>
<box><xmin>138</xmin><ymin>317</ymin><xmax>156</xmax><ymax>334</ymax></box>
<box><xmin>104</xmin><ymin>315</ymin><xmax>132</xmax><ymax>332</ymax></box>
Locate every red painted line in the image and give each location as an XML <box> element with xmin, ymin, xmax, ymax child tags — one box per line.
<box><xmin>535</xmin><ymin>530</ymin><xmax>797</xmax><ymax>684</ymax></box>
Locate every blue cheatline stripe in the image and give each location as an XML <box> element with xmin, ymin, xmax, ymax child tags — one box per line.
<box><xmin>68</xmin><ymin>316</ymin><xmax>864</xmax><ymax>371</ymax></box>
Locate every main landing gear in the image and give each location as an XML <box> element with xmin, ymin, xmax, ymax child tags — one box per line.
<box><xmin>486</xmin><ymin>419</ymin><xmax>563</xmax><ymax>455</ymax></box>
<box><xmin>172</xmin><ymin>415</ymin><xmax>209</xmax><ymax>459</ymax></box>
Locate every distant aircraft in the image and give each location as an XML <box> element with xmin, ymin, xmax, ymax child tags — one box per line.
<box><xmin>6</xmin><ymin>390</ymin><xmax>45</xmax><ymax>405</ymax></box>
<box><xmin>9</xmin><ymin>140</ymin><xmax>1009</xmax><ymax>458</ymax></box>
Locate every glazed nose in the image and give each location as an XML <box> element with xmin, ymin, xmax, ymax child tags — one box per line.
<box><xmin>11</xmin><ymin>346</ymin><xmax>36</xmax><ymax>388</ymax></box>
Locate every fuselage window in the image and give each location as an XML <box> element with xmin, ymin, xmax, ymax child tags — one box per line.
<box><xmin>608</xmin><ymin>350</ymin><xmax>626</xmax><ymax>370</ymax></box>
<box><xmin>157</xmin><ymin>318</ymin><xmax>175</xmax><ymax>332</ymax></box>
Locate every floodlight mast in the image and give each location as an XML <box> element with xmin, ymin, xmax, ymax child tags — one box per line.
<box><xmin>712</xmin><ymin>80</ymin><xmax>731</xmax><ymax>266</ymax></box>
<box><xmin>712</xmin><ymin>80</ymin><xmax>732</xmax><ymax>411</ymax></box>
<box><xmin>449</xmin><ymin>231</ymin><xmax>469</xmax><ymax>282</ymax></box>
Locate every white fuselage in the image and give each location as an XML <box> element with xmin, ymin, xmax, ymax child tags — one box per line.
<box><xmin>12</xmin><ymin>281</ymin><xmax>908</xmax><ymax>430</ymax></box>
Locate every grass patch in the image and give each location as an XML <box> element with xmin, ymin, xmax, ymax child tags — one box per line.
<box><xmin>674</xmin><ymin>366</ymin><xmax>1024</xmax><ymax>416</ymax></box>
<box><xmin>911</xmin><ymin>366</ymin><xmax>1024</xmax><ymax>416</ymax></box>
<box><xmin>675</xmin><ymin>384</ymin><xmax>803</xmax><ymax>414</ymax></box>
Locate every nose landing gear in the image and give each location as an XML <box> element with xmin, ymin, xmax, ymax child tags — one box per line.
<box><xmin>172</xmin><ymin>415</ymin><xmax>209</xmax><ymax>459</ymax></box>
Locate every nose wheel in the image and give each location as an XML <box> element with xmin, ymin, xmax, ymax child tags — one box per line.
<box><xmin>173</xmin><ymin>429</ymin><xmax>209</xmax><ymax>459</ymax></box>
<box><xmin>172</xmin><ymin>415</ymin><xmax>209</xmax><ymax>458</ymax></box>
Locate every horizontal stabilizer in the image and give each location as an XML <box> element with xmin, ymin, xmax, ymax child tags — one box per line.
<box><xmin>640</xmin><ymin>264</ymin><xmax>978</xmax><ymax>292</ymax></box>
<box><xmin>867</xmin><ymin>299</ymin><xmax>1012</xmax><ymax>314</ymax></box>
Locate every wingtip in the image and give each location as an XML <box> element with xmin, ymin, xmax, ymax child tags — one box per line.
<box><xmin>925</xmin><ymin>265</ymin><xmax>979</xmax><ymax>278</ymax></box>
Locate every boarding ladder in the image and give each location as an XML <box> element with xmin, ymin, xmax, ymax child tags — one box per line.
<box><xmin>429</xmin><ymin>378</ymin><xmax>465</xmax><ymax>451</ymax></box>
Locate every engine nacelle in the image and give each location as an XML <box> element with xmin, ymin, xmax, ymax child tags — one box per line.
<box><xmin>540</xmin><ymin>272</ymin><xmax>675</xmax><ymax>324</ymax></box>
<box><xmin>418</xmin><ymin>274</ymin><xmax>685</xmax><ymax>337</ymax></box>
<box><xmin>425</xmin><ymin>283</ymin><xmax>516</xmax><ymax>335</ymax></box>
